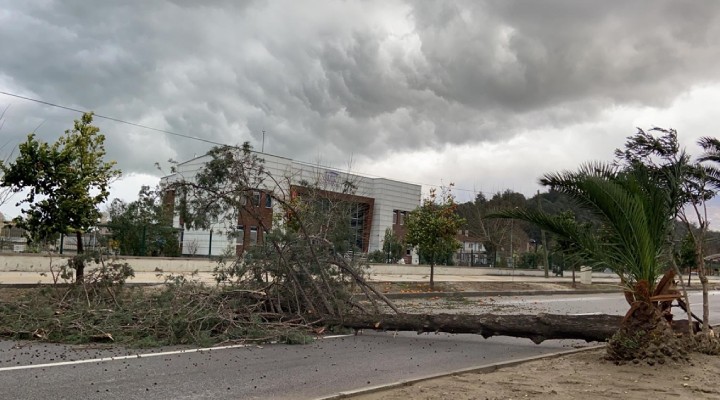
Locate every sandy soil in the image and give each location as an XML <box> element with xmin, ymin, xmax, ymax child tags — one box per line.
<box><xmin>351</xmin><ymin>348</ymin><xmax>720</xmax><ymax>400</ymax></box>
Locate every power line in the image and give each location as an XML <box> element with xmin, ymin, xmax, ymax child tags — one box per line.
<box><xmin>0</xmin><ymin>90</ymin><xmax>226</xmax><ymax>147</ymax></box>
<box><xmin>0</xmin><ymin>90</ymin><xmax>529</xmax><ymax>198</ymax></box>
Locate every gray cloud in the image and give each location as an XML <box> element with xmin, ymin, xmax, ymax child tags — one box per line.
<box><xmin>1</xmin><ymin>0</ymin><xmax>720</xmax><ymax>176</ymax></box>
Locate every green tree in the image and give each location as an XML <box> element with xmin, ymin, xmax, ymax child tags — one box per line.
<box><xmin>382</xmin><ymin>228</ymin><xmax>403</xmax><ymax>263</ymax></box>
<box><xmin>107</xmin><ymin>186</ymin><xmax>179</xmax><ymax>257</ymax></box>
<box><xmin>405</xmin><ymin>186</ymin><xmax>464</xmax><ymax>289</ymax></box>
<box><xmin>676</xmin><ymin>232</ymin><xmax>697</xmax><ymax>285</ymax></box>
<box><xmin>0</xmin><ymin>112</ymin><xmax>121</xmax><ymax>281</ymax></box>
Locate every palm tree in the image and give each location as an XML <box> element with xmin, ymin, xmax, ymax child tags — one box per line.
<box><xmin>697</xmin><ymin>136</ymin><xmax>720</xmax><ymax>189</ymax></box>
<box><xmin>488</xmin><ymin>162</ymin><xmax>683</xmax><ymax>360</ymax></box>
<box><xmin>492</xmin><ymin>162</ymin><xmax>673</xmax><ymax>299</ymax></box>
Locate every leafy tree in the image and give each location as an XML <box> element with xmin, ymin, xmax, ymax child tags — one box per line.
<box><xmin>517</xmin><ymin>251</ymin><xmax>542</xmax><ymax>269</ymax></box>
<box><xmin>107</xmin><ymin>186</ymin><xmax>179</xmax><ymax>257</ymax></box>
<box><xmin>405</xmin><ymin>186</ymin><xmax>464</xmax><ymax>289</ymax></box>
<box><xmin>676</xmin><ymin>232</ymin><xmax>697</xmax><ymax>286</ymax></box>
<box><xmin>367</xmin><ymin>250</ymin><xmax>386</xmax><ymax>263</ymax></box>
<box><xmin>549</xmin><ymin>210</ymin><xmax>591</xmax><ymax>286</ymax></box>
<box><xmin>0</xmin><ymin>112</ymin><xmax>121</xmax><ymax>281</ymax></box>
<box><xmin>381</xmin><ymin>228</ymin><xmax>403</xmax><ymax>263</ymax></box>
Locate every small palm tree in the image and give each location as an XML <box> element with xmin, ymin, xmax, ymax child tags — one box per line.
<box><xmin>488</xmin><ymin>162</ymin><xmax>689</xmax><ymax>360</ymax></box>
<box><xmin>490</xmin><ymin>162</ymin><xmax>673</xmax><ymax>300</ymax></box>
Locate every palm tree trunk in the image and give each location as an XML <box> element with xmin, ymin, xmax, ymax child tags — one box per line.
<box><xmin>606</xmin><ymin>300</ymin><xmax>681</xmax><ymax>361</ymax></box>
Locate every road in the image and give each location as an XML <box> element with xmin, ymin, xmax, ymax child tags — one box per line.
<box><xmin>490</xmin><ymin>290</ymin><xmax>720</xmax><ymax>322</ymax></box>
<box><xmin>1</xmin><ymin>291</ymin><xmax>717</xmax><ymax>399</ymax></box>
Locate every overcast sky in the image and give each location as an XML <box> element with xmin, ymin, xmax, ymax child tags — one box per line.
<box><xmin>2</xmin><ymin>1</ymin><xmax>720</xmax><ymax>221</ymax></box>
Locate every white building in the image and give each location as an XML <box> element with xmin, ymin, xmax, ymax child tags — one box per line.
<box><xmin>161</xmin><ymin>151</ymin><xmax>421</xmax><ymax>259</ymax></box>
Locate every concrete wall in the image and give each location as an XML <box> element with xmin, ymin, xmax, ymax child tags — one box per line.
<box><xmin>0</xmin><ymin>255</ymin><xmax>620</xmax><ymax>281</ymax></box>
<box><xmin>1</xmin><ymin>254</ymin><xmax>534</xmax><ymax>276</ymax></box>
<box><xmin>0</xmin><ymin>254</ymin><xmax>218</xmax><ymax>273</ymax></box>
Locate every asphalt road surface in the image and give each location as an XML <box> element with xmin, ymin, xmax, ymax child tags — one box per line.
<box><xmin>1</xmin><ymin>291</ymin><xmax>717</xmax><ymax>399</ymax></box>
<box><xmin>489</xmin><ymin>290</ymin><xmax>720</xmax><ymax>322</ymax></box>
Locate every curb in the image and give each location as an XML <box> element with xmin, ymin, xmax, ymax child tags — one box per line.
<box><xmin>0</xmin><ymin>282</ymin><xmax>164</xmax><ymax>289</ymax></box>
<box><xmin>381</xmin><ymin>289</ymin><xmax>621</xmax><ymax>299</ymax></box>
<box><xmin>314</xmin><ymin>345</ymin><xmax>605</xmax><ymax>400</ymax></box>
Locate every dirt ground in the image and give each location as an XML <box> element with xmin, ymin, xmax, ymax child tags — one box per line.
<box><xmin>351</xmin><ymin>348</ymin><xmax>720</xmax><ymax>400</ymax></box>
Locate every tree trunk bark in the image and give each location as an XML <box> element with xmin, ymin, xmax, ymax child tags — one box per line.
<box><xmin>696</xmin><ymin>246</ymin><xmax>710</xmax><ymax>332</ymax></box>
<box><xmin>328</xmin><ymin>313</ymin><xmax>624</xmax><ymax>344</ymax></box>
<box><xmin>429</xmin><ymin>263</ymin><xmax>435</xmax><ymax>290</ymax></box>
<box><xmin>701</xmin><ymin>273</ymin><xmax>710</xmax><ymax>332</ymax></box>
<box><xmin>75</xmin><ymin>231</ymin><xmax>85</xmax><ymax>283</ymax></box>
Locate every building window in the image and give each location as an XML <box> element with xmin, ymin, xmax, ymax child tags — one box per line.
<box><xmin>265</xmin><ymin>194</ymin><xmax>272</xmax><ymax>208</ymax></box>
<box><xmin>392</xmin><ymin>210</ymin><xmax>397</xmax><ymax>225</ymax></box>
<box><xmin>250</xmin><ymin>226</ymin><xmax>258</xmax><ymax>245</ymax></box>
<box><xmin>235</xmin><ymin>225</ymin><xmax>245</xmax><ymax>244</ymax></box>
<box><xmin>252</xmin><ymin>191</ymin><xmax>261</xmax><ymax>207</ymax></box>
<box><xmin>406</xmin><ymin>247</ymin><xmax>411</xmax><ymax>256</ymax></box>
<box><xmin>399</xmin><ymin>211</ymin><xmax>405</xmax><ymax>226</ymax></box>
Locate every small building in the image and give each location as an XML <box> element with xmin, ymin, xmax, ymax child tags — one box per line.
<box><xmin>454</xmin><ymin>230</ymin><xmax>486</xmax><ymax>266</ymax></box>
<box><xmin>161</xmin><ymin>151</ymin><xmax>422</xmax><ymax>260</ymax></box>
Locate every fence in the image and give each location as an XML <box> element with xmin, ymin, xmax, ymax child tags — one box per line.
<box><xmin>179</xmin><ymin>230</ymin><xmax>237</xmax><ymax>257</ymax></box>
<box><xmin>0</xmin><ymin>232</ymin><xmax>112</xmax><ymax>255</ymax></box>
<box><xmin>454</xmin><ymin>251</ymin><xmax>489</xmax><ymax>266</ymax></box>
<box><xmin>1</xmin><ymin>226</ymin><xmax>388</xmax><ymax>260</ymax></box>
<box><xmin>0</xmin><ymin>227</ymin><xmax>239</xmax><ymax>258</ymax></box>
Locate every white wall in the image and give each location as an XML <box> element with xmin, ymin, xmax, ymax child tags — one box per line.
<box><xmin>162</xmin><ymin>151</ymin><xmax>422</xmax><ymax>255</ymax></box>
<box><xmin>0</xmin><ymin>253</ymin><xmax>219</xmax><ymax>273</ymax></box>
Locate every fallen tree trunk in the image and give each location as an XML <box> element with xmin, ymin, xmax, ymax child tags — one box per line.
<box><xmin>332</xmin><ymin>313</ymin><xmax>622</xmax><ymax>344</ymax></box>
<box><xmin>326</xmin><ymin>313</ymin><xmax>624</xmax><ymax>344</ymax></box>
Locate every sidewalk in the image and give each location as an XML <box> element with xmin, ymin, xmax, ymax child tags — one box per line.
<box><xmin>0</xmin><ymin>271</ymin><xmax>217</xmax><ymax>286</ymax></box>
<box><xmin>1</xmin><ymin>269</ymin><xmax>715</xmax><ymax>287</ymax></box>
<box><xmin>0</xmin><ymin>270</ymin><xmax>623</xmax><ymax>286</ymax></box>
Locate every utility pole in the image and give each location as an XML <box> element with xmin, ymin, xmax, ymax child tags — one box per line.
<box><xmin>261</xmin><ymin>130</ymin><xmax>266</xmax><ymax>153</ymax></box>
<box><xmin>538</xmin><ymin>190</ymin><xmax>550</xmax><ymax>278</ymax></box>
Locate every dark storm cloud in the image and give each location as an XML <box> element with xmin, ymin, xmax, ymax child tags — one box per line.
<box><xmin>410</xmin><ymin>1</ymin><xmax>720</xmax><ymax>111</ymax></box>
<box><xmin>1</xmin><ymin>0</ymin><xmax>720</xmax><ymax>174</ymax></box>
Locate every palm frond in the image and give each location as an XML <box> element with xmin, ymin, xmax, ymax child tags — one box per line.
<box><xmin>489</xmin><ymin>162</ymin><xmax>673</xmax><ymax>295</ymax></box>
